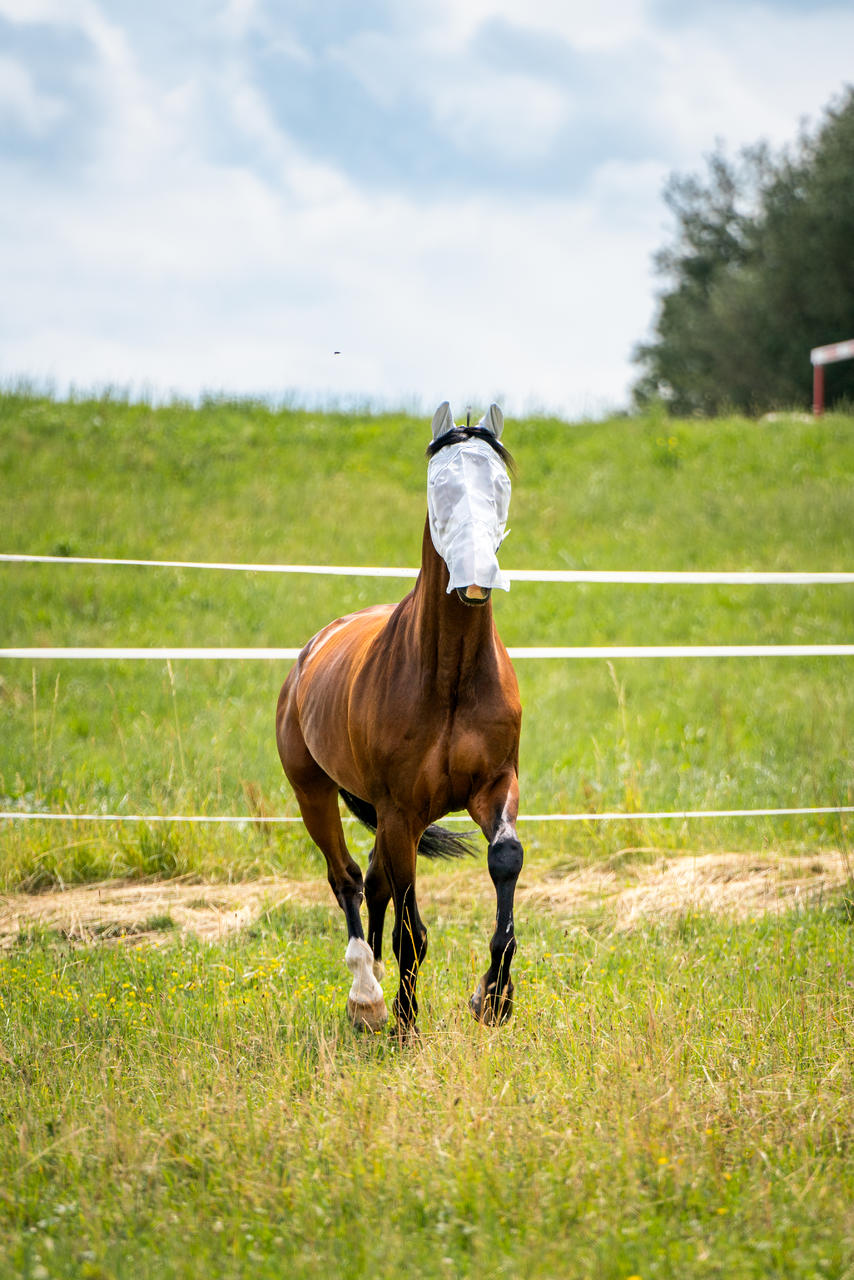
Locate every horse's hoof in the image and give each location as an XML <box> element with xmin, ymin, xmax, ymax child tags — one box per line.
<box><xmin>470</xmin><ymin>977</ymin><xmax>514</xmax><ymax>1026</ymax></box>
<box><xmin>347</xmin><ymin>996</ymin><xmax>388</xmax><ymax>1033</ymax></box>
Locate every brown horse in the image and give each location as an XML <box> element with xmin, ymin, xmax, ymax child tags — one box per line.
<box><xmin>275</xmin><ymin>402</ymin><xmax>523</xmax><ymax>1033</ymax></box>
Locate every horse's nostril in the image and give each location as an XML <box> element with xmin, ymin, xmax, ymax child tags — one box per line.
<box><xmin>456</xmin><ymin>586</ymin><xmax>491</xmax><ymax>606</ymax></box>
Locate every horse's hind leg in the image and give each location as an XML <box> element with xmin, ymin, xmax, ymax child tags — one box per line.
<box><xmin>277</xmin><ymin>704</ymin><xmax>387</xmax><ymax>1031</ymax></box>
<box><xmin>365</xmin><ymin>845</ymin><xmax>391</xmax><ymax>981</ymax></box>
<box><xmin>375</xmin><ymin>810</ymin><xmax>426</xmax><ymax>1034</ymax></box>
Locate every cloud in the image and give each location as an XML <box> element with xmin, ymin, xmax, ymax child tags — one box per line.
<box><xmin>0</xmin><ymin>0</ymin><xmax>852</xmax><ymax>416</ymax></box>
<box><xmin>0</xmin><ymin>55</ymin><xmax>67</xmax><ymax>134</ymax></box>
<box><xmin>0</xmin><ymin>135</ymin><xmax>662</xmax><ymax>415</ymax></box>
<box><xmin>409</xmin><ymin>0</ymin><xmax>648</xmax><ymax>54</ymax></box>
<box><xmin>336</xmin><ymin>26</ymin><xmax>570</xmax><ymax>164</ymax></box>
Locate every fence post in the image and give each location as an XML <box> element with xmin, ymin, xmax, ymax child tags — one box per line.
<box><xmin>812</xmin><ymin>362</ymin><xmax>825</xmax><ymax>417</ymax></box>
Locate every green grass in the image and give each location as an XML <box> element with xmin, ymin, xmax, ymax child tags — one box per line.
<box><xmin>1</xmin><ymin>897</ymin><xmax>852</xmax><ymax>1278</ymax></box>
<box><xmin>1</xmin><ymin>392</ymin><xmax>853</xmax><ymax>1276</ymax></box>
<box><xmin>1</xmin><ymin>391</ymin><xmax>852</xmax><ymax>886</ymax></box>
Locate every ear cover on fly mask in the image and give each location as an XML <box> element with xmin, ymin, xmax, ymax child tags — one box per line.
<box><xmin>426</xmin><ymin>403</ymin><xmax>511</xmax><ymax>594</ymax></box>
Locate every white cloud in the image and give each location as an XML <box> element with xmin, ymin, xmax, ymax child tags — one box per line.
<box><xmin>0</xmin><ymin>139</ymin><xmax>661</xmax><ymax>414</ymax></box>
<box><xmin>0</xmin><ymin>0</ymin><xmax>84</xmax><ymax>19</ymax></box>
<box><xmin>414</xmin><ymin>0</ymin><xmax>647</xmax><ymax>53</ymax></box>
<box><xmin>646</xmin><ymin>8</ymin><xmax>854</xmax><ymax>162</ymax></box>
<box><xmin>216</xmin><ymin>0</ymin><xmax>260</xmax><ymax>42</ymax></box>
<box><xmin>430</xmin><ymin>73</ymin><xmax>568</xmax><ymax>160</ymax></box>
<box><xmin>0</xmin><ymin>0</ymin><xmax>852</xmax><ymax>417</ymax></box>
<box><xmin>0</xmin><ymin>55</ymin><xmax>66</xmax><ymax>133</ymax></box>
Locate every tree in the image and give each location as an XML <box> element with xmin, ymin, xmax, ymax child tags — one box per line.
<box><xmin>634</xmin><ymin>87</ymin><xmax>854</xmax><ymax>415</ymax></box>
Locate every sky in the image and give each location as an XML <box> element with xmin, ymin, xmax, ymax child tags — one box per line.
<box><xmin>1</xmin><ymin>0</ymin><xmax>853</xmax><ymax>419</ymax></box>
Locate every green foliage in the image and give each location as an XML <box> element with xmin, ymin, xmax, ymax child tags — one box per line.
<box><xmin>634</xmin><ymin>88</ymin><xmax>854</xmax><ymax>415</ymax></box>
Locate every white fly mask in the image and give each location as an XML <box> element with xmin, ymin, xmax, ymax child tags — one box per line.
<box><xmin>426</xmin><ymin>402</ymin><xmax>512</xmax><ymax>598</ymax></box>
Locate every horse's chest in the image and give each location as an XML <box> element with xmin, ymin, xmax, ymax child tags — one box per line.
<box><xmin>351</xmin><ymin>659</ymin><xmax>518</xmax><ymax>810</ymax></box>
<box><xmin>445</xmin><ymin>723</ymin><xmax>495</xmax><ymax>777</ymax></box>
<box><xmin>411</xmin><ymin>716</ymin><xmax>509</xmax><ymax>807</ymax></box>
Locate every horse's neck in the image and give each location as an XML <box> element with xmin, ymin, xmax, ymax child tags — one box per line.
<box><xmin>407</xmin><ymin>517</ymin><xmax>495</xmax><ymax>693</ymax></box>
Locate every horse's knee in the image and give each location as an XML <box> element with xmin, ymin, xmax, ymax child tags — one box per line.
<box><xmin>488</xmin><ymin>835</ymin><xmax>523</xmax><ymax>885</ymax></box>
<box><xmin>328</xmin><ymin>861</ymin><xmax>364</xmax><ymax>903</ymax></box>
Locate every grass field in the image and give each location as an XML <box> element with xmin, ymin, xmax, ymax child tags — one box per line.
<box><xmin>1</xmin><ymin>391</ymin><xmax>852</xmax><ymax>879</ymax></box>
<box><xmin>2</xmin><ymin>882</ymin><xmax>853</xmax><ymax>1278</ymax></box>
<box><xmin>1</xmin><ymin>390</ymin><xmax>853</xmax><ymax>1276</ymax></box>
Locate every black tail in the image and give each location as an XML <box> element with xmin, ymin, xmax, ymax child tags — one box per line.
<box><xmin>417</xmin><ymin>823</ymin><xmax>479</xmax><ymax>859</ymax></box>
<box><xmin>338</xmin><ymin>789</ymin><xmax>478</xmax><ymax>860</ymax></box>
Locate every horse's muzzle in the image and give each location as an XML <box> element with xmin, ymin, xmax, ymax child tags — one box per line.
<box><xmin>456</xmin><ymin>585</ymin><xmax>492</xmax><ymax>607</ymax></box>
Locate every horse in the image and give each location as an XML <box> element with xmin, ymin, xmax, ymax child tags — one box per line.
<box><xmin>275</xmin><ymin>401</ymin><xmax>523</xmax><ymax>1034</ymax></box>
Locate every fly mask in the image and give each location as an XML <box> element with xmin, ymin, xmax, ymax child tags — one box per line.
<box><xmin>426</xmin><ymin>402</ymin><xmax>511</xmax><ymax>598</ymax></box>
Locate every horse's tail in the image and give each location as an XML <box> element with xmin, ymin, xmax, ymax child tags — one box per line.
<box><xmin>417</xmin><ymin>824</ymin><xmax>479</xmax><ymax>860</ymax></box>
<box><xmin>337</xmin><ymin>789</ymin><xmax>478</xmax><ymax>860</ymax></box>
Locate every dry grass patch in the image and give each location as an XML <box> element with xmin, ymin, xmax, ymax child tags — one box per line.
<box><xmin>0</xmin><ymin>874</ymin><xmax>327</xmax><ymax>948</ymax></box>
<box><xmin>1</xmin><ymin>849</ymin><xmax>849</xmax><ymax>948</ymax></box>
<box><xmin>521</xmin><ymin>849</ymin><xmax>851</xmax><ymax>925</ymax></box>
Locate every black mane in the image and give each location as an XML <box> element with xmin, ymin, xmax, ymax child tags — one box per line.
<box><xmin>426</xmin><ymin>425</ymin><xmax>516</xmax><ymax>474</ymax></box>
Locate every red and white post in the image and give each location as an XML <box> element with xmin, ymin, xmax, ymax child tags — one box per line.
<box><xmin>810</xmin><ymin>338</ymin><xmax>854</xmax><ymax>416</ymax></box>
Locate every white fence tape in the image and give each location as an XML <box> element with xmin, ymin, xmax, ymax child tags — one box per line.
<box><xmin>1</xmin><ymin>554</ymin><xmax>416</xmax><ymax>578</ymax></box>
<box><xmin>2</xmin><ymin>554</ymin><xmax>851</xmax><ymax>831</ymax></box>
<box><xmin>0</xmin><ymin>648</ymin><xmax>303</xmax><ymax>661</ymax></box>
<box><xmin>2</xmin><ymin>645</ymin><xmax>853</xmax><ymax>660</ymax></box>
<box><xmin>1</xmin><ymin>806</ymin><xmax>852</xmax><ymax>825</ymax></box>
<box><xmin>3</xmin><ymin>553</ymin><xmax>853</xmax><ymax>585</ymax></box>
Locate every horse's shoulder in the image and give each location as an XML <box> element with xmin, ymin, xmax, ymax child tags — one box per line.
<box><xmin>299</xmin><ymin>603</ymin><xmax>395</xmax><ymax>672</ymax></box>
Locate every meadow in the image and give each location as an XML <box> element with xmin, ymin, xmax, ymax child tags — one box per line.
<box><xmin>1</xmin><ymin>391</ymin><xmax>852</xmax><ymax>877</ymax></box>
<box><xmin>2</xmin><ymin>898</ymin><xmax>853</xmax><ymax>1279</ymax></box>
<box><xmin>1</xmin><ymin>390</ymin><xmax>853</xmax><ymax>1277</ymax></box>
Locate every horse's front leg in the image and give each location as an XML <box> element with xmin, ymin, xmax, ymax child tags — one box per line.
<box><xmin>338</xmin><ymin>843</ymin><xmax>387</xmax><ymax>1034</ymax></box>
<box><xmin>469</xmin><ymin>775</ymin><xmax>524</xmax><ymax>1025</ymax></box>
<box><xmin>295</xmin><ymin>795</ymin><xmax>387</xmax><ymax>1033</ymax></box>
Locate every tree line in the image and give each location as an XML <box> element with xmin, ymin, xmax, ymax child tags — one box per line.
<box><xmin>633</xmin><ymin>86</ymin><xmax>854</xmax><ymax>415</ymax></box>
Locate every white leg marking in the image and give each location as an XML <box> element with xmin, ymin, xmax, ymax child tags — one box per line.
<box><xmin>346</xmin><ymin>937</ymin><xmax>384</xmax><ymax>1003</ymax></box>
<box><xmin>345</xmin><ymin>937</ymin><xmax>388</xmax><ymax>1031</ymax></box>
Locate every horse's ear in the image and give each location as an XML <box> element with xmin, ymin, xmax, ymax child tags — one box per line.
<box><xmin>477</xmin><ymin>404</ymin><xmax>504</xmax><ymax>439</ymax></box>
<box><xmin>431</xmin><ymin>401</ymin><xmax>455</xmax><ymax>439</ymax></box>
